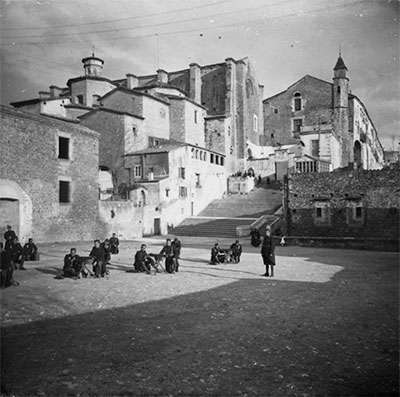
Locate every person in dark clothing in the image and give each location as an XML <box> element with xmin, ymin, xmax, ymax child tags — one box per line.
<box><xmin>101</xmin><ymin>239</ymin><xmax>111</xmax><ymax>275</ymax></box>
<box><xmin>4</xmin><ymin>225</ymin><xmax>17</xmax><ymax>242</ymax></box>
<box><xmin>250</xmin><ymin>228</ymin><xmax>261</xmax><ymax>247</ymax></box>
<box><xmin>23</xmin><ymin>238</ymin><xmax>39</xmax><ymax>261</ymax></box>
<box><xmin>171</xmin><ymin>237</ymin><xmax>181</xmax><ymax>272</ymax></box>
<box><xmin>89</xmin><ymin>240</ymin><xmax>106</xmax><ymax>277</ymax></box>
<box><xmin>210</xmin><ymin>243</ymin><xmax>222</xmax><ymax>265</ymax></box>
<box><xmin>261</xmin><ymin>227</ymin><xmax>276</xmax><ymax>277</ymax></box>
<box><xmin>230</xmin><ymin>240</ymin><xmax>242</xmax><ymax>263</ymax></box>
<box><xmin>133</xmin><ymin>244</ymin><xmax>154</xmax><ymax>274</ymax></box>
<box><xmin>63</xmin><ymin>248</ymin><xmax>84</xmax><ymax>278</ymax></box>
<box><xmin>10</xmin><ymin>237</ymin><xmax>26</xmax><ymax>270</ymax></box>
<box><xmin>109</xmin><ymin>233</ymin><xmax>120</xmax><ymax>255</ymax></box>
<box><xmin>258</xmin><ymin>175</ymin><xmax>262</xmax><ymax>185</ymax></box>
<box><xmin>2</xmin><ymin>241</ymin><xmax>16</xmax><ymax>287</ymax></box>
<box><xmin>159</xmin><ymin>239</ymin><xmax>177</xmax><ymax>273</ymax></box>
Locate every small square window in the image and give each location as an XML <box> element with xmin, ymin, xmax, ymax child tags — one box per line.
<box><xmin>274</xmin><ymin>108</ymin><xmax>278</xmax><ymax>114</ymax></box>
<box><xmin>59</xmin><ymin>181</ymin><xmax>70</xmax><ymax>203</ymax></box>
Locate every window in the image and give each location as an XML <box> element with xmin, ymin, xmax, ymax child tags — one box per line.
<box><xmin>337</xmin><ymin>86</ymin><xmax>341</xmax><ymax>94</ymax></box>
<box><xmin>316</xmin><ymin>207</ymin><xmax>322</xmax><ymax>218</ymax></box>
<box><xmin>134</xmin><ymin>165</ymin><xmax>141</xmax><ymax>178</ymax></box>
<box><xmin>179</xmin><ymin>167</ymin><xmax>185</xmax><ymax>179</ymax></box>
<box><xmin>293</xmin><ymin>92</ymin><xmax>302</xmax><ymax>111</ymax></box>
<box><xmin>253</xmin><ymin>115</ymin><xmax>258</xmax><ymax>132</ymax></box>
<box><xmin>311</xmin><ymin>140</ymin><xmax>319</xmax><ymax>158</ymax></box>
<box><xmin>179</xmin><ymin>186</ymin><xmax>187</xmax><ymax>198</ymax></box>
<box><xmin>132</xmin><ymin>126</ymin><xmax>137</xmax><ymax>137</ymax></box>
<box><xmin>58</xmin><ymin>136</ymin><xmax>70</xmax><ymax>159</ymax></box>
<box><xmin>76</xmin><ymin>95</ymin><xmax>84</xmax><ymax>105</ymax></box>
<box><xmin>246</xmin><ymin>79</ymin><xmax>254</xmax><ymax>98</ymax></box>
<box><xmin>194</xmin><ymin>110</ymin><xmax>198</xmax><ymax>124</ymax></box>
<box><xmin>274</xmin><ymin>108</ymin><xmax>279</xmax><ymax>114</ymax></box>
<box><xmin>210</xmin><ymin>153</ymin><xmax>214</xmax><ymax>164</ymax></box>
<box><xmin>215</xmin><ymin>156</ymin><xmax>219</xmax><ymax>165</ymax></box>
<box><xmin>153</xmin><ymin>139</ymin><xmax>159</xmax><ymax>147</ymax></box>
<box><xmin>195</xmin><ymin>173</ymin><xmax>201</xmax><ymax>188</ymax></box>
<box><xmin>293</xmin><ymin>119</ymin><xmax>303</xmax><ymax>132</ymax></box>
<box><xmin>165</xmin><ymin>188</ymin><xmax>170</xmax><ymax>197</ymax></box>
<box><xmin>314</xmin><ymin>204</ymin><xmax>331</xmax><ymax>225</ymax></box>
<box><xmin>59</xmin><ymin>181</ymin><xmax>70</xmax><ymax>203</ymax></box>
<box><xmin>355</xmin><ymin>207</ymin><xmax>362</xmax><ymax>218</ymax></box>
<box><xmin>220</xmin><ymin>157</ymin><xmax>224</xmax><ymax>166</ymax></box>
<box><xmin>271</xmin><ymin>133</ymin><xmax>274</xmax><ymax>139</ymax></box>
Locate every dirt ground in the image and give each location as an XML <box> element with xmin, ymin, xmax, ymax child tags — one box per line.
<box><xmin>1</xmin><ymin>237</ymin><xmax>399</xmax><ymax>396</ymax></box>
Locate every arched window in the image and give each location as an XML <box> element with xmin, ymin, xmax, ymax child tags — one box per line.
<box><xmin>293</xmin><ymin>92</ymin><xmax>302</xmax><ymax>111</ymax></box>
<box><xmin>141</xmin><ymin>190</ymin><xmax>146</xmax><ymax>207</ymax></box>
<box><xmin>247</xmin><ymin>148</ymin><xmax>253</xmax><ymax>159</ymax></box>
<box><xmin>195</xmin><ymin>149</ymin><xmax>199</xmax><ymax>159</ymax></box>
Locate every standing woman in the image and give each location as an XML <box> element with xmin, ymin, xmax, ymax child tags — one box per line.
<box><xmin>261</xmin><ymin>226</ymin><xmax>276</xmax><ymax>277</ymax></box>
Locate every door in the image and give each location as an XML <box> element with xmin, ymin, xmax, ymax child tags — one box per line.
<box><xmin>0</xmin><ymin>198</ymin><xmax>19</xmax><ymax>238</ymax></box>
<box><xmin>153</xmin><ymin>218</ymin><xmax>161</xmax><ymax>235</ymax></box>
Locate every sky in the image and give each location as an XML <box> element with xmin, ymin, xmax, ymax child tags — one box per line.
<box><xmin>0</xmin><ymin>0</ymin><xmax>399</xmax><ymax>150</ymax></box>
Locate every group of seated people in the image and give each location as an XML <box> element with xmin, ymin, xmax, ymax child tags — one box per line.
<box><xmin>1</xmin><ymin>225</ymin><xmax>40</xmax><ymax>288</ymax></box>
<box><xmin>133</xmin><ymin>238</ymin><xmax>181</xmax><ymax>275</ymax></box>
<box><xmin>210</xmin><ymin>240</ymin><xmax>242</xmax><ymax>265</ymax></box>
<box><xmin>62</xmin><ymin>233</ymin><xmax>120</xmax><ymax>279</ymax></box>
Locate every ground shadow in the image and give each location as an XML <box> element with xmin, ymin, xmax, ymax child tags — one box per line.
<box><xmin>1</xmin><ymin>255</ymin><xmax>399</xmax><ymax>397</ymax></box>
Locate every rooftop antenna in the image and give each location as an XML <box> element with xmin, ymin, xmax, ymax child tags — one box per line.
<box><xmin>339</xmin><ymin>43</ymin><xmax>342</xmax><ymax>57</ymax></box>
<box><xmin>156</xmin><ymin>33</ymin><xmax>160</xmax><ymax>70</ymax></box>
<box><xmin>92</xmin><ymin>45</ymin><xmax>95</xmax><ymax>57</ymax></box>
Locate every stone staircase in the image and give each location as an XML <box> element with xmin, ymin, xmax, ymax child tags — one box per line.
<box><xmin>170</xmin><ymin>186</ymin><xmax>282</xmax><ymax>238</ymax></box>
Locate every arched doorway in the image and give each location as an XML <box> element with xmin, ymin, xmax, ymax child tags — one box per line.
<box><xmin>354</xmin><ymin>140</ymin><xmax>362</xmax><ymax>169</ymax></box>
<box><xmin>0</xmin><ymin>179</ymin><xmax>32</xmax><ymax>241</ymax></box>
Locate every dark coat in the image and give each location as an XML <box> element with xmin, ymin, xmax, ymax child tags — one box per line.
<box><xmin>89</xmin><ymin>246</ymin><xmax>106</xmax><ymax>262</ymax></box>
<box><xmin>4</xmin><ymin>230</ymin><xmax>17</xmax><ymax>242</ymax></box>
<box><xmin>63</xmin><ymin>254</ymin><xmax>81</xmax><ymax>272</ymax></box>
<box><xmin>261</xmin><ymin>235</ymin><xmax>276</xmax><ymax>265</ymax></box>
<box><xmin>23</xmin><ymin>242</ymin><xmax>38</xmax><ymax>256</ymax></box>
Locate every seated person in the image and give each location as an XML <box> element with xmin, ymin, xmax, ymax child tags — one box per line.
<box><xmin>230</xmin><ymin>240</ymin><xmax>242</xmax><ymax>263</ymax></box>
<box><xmin>210</xmin><ymin>243</ymin><xmax>222</xmax><ymax>265</ymax></box>
<box><xmin>89</xmin><ymin>239</ymin><xmax>106</xmax><ymax>277</ymax></box>
<box><xmin>109</xmin><ymin>233</ymin><xmax>120</xmax><ymax>255</ymax></box>
<box><xmin>133</xmin><ymin>244</ymin><xmax>154</xmax><ymax>274</ymax></box>
<box><xmin>23</xmin><ymin>238</ymin><xmax>39</xmax><ymax>261</ymax></box>
<box><xmin>159</xmin><ymin>239</ymin><xmax>177</xmax><ymax>273</ymax></box>
<box><xmin>11</xmin><ymin>237</ymin><xmax>26</xmax><ymax>270</ymax></box>
<box><xmin>63</xmin><ymin>248</ymin><xmax>85</xmax><ymax>278</ymax></box>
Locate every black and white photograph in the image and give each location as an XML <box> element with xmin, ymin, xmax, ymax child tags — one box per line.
<box><xmin>0</xmin><ymin>0</ymin><xmax>399</xmax><ymax>395</ymax></box>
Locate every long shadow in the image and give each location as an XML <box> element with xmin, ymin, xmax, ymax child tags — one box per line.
<box><xmin>1</xmin><ymin>261</ymin><xmax>398</xmax><ymax>397</ymax></box>
<box><xmin>35</xmin><ymin>267</ymin><xmax>61</xmax><ymax>276</ymax></box>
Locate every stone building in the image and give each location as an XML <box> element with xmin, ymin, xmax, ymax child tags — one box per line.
<box><xmin>282</xmin><ymin>168</ymin><xmax>400</xmax><ymax>240</ymax></box>
<box><xmin>0</xmin><ymin>105</ymin><xmax>103</xmax><ymax>243</ymax></box>
<box><xmin>262</xmin><ymin>55</ymin><xmax>384</xmax><ymax>171</ymax></box>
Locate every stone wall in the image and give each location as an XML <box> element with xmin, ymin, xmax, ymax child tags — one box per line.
<box><xmin>263</xmin><ymin>75</ymin><xmax>333</xmax><ymax>146</ymax></box>
<box><xmin>284</xmin><ymin>168</ymin><xmax>400</xmax><ymax>239</ymax></box>
<box><xmin>0</xmin><ymin>106</ymin><xmax>105</xmax><ymax>243</ymax></box>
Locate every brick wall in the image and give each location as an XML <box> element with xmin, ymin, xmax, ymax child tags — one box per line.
<box><xmin>284</xmin><ymin>168</ymin><xmax>400</xmax><ymax>239</ymax></box>
<box><xmin>0</xmin><ymin>106</ymin><xmax>105</xmax><ymax>243</ymax></box>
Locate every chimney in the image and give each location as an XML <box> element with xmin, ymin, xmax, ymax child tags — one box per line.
<box><xmin>39</xmin><ymin>91</ymin><xmax>50</xmax><ymax>100</ymax></box>
<box><xmin>157</xmin><ymin>69</ymin><xmax>168</xmax><ymax>84</ymax></box>
<box><xmin>126</xmin><ymin>73</ymin><xmax>139</xmax><ymax>89</ymax></box>
<box><xmin>189</xmin><ymin>63</ymin><xmax>201</xmax><ymax>103</ymax></box>
<box><xmin>49</xmin><ymin>85</ymin><xmax>63</xmax><ymax>98</ymax></box>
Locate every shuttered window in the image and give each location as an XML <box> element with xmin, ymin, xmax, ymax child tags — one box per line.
<box><xmin>59</xmin><ymin>181</ymin><xmax>70</xmax><ymax>203</ymax></box>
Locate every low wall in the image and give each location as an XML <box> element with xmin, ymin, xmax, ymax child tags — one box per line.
<box><xmin>236</xmin><ymin>216</ymin><xmax>281</xmax><ymax>237</ymax></box>
<box><xmin>99</xmin><ymin>201</ymin><xmax>144</xmax><ymax>240</ymax></box>
<box><xmin>228</xmin><ymin>176</ymin><xmax>255</xmax><ymax>194</ymax></box>
<box><xmin>282</xmin><ymin>236</ymin><xmax>399</xmax><ymax>252</ymax></box>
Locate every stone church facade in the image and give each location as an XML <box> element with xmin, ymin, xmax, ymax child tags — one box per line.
<box><xmin>262</xmin><ymin>56</ymin><xmax>384</xmax><ymax>171</ymax></box>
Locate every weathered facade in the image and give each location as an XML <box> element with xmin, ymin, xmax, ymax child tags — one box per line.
<box><xmin>282</xmin><ymin>168</ymin><xmax>400</xmax><ymax>239</ymax></box>
<box><xmin>0</xmin><ymin>105</ymin><xmax>103</xmax><ymax>243</ymax></box>
<box><xmin>263</xmin><ymin>56</ymin><xmax>384</xmax><ymax>171</ymax></box>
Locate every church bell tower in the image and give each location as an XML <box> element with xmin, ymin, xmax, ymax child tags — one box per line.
<box><xmin>332</xmin><ymin>54</ymin><xmax>350</xmax><ymax>168</ymax></box>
